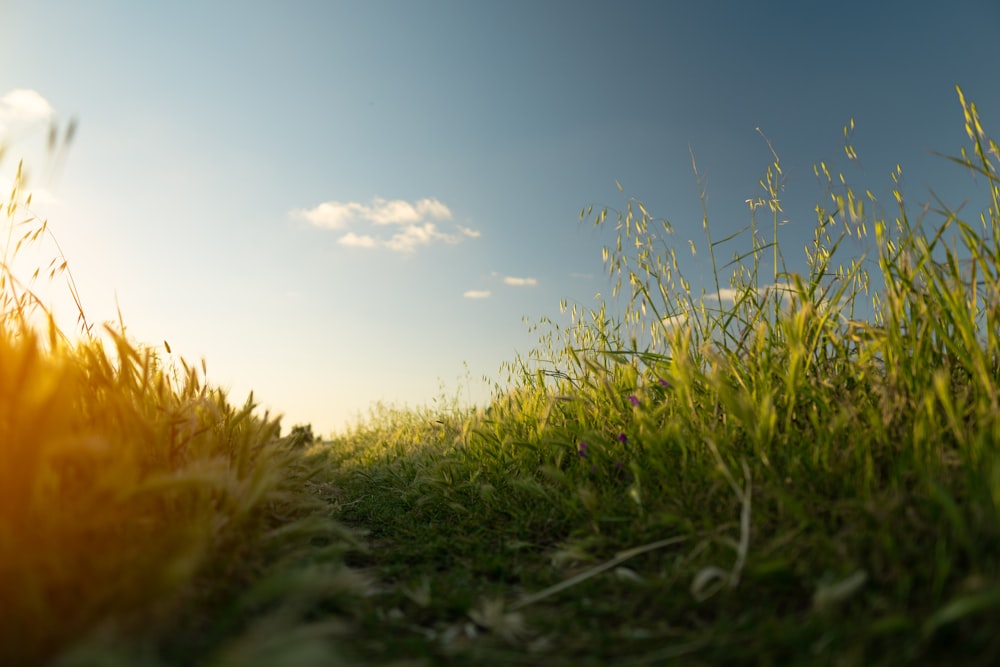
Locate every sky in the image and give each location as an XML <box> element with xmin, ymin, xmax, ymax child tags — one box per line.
<box><xmin>1</xmin><ymin>0</ymin><xmax>998</xmax><ymax>436</ymax></box>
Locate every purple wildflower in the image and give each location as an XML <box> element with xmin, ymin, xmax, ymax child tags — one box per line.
<box><xmin>628</xmin><ymin>394</ymin><xmax>640</xmax><ymax>407</ymax></box>
<box><xmin>578</xmin><ymin>441</ymin><xmax>589</xmax><ymax>458</ymax></box>
<box><xmin>618</xmin><ymin>433</ymin><xmax>628</xmax><ymax>443</ymax></box>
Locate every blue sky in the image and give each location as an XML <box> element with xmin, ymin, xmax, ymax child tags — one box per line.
<box><xmin>1</xmin><ymin>0</ymin><xmax>998</xmax><ymax>436</ymax></box>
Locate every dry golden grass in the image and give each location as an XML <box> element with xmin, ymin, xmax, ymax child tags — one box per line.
<box><xmin>1</xmin><ymin>132</ymin><xmax>346</xmax><ymax>666</ymax></box>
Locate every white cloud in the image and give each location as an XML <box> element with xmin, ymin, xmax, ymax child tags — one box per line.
<box><xmin>338</xmin><ymin>232</ymin><xmax>377</xmax><ymax>248</ymax></box>
<box><xmin>0</xmin><ymin>89</ymin><xmax>55</xmax><ymax>140</ymax></box>
<box><xmin>661</xmin><ymin>313</ymin><xmax>688</xmax><ymax>329</ymax></box>
<box><xmin>504</xmin><ymin>276</ymin><xmax>537</xmax><ymax>287</ymax></box>
<box><xmin>293</xmin><ymin>196</ymin><xmax>452</xmax><ymax>229</ymax></box>
<box><xmin>412</xmin><ymin>197</ymin><xmax>452</xmax><ymax>222</ymax></box>
<box><xmin>293</xmin><ymin>201</ymin><xmax>365</xmax><ymax>229</ymax></box>
<box><xmin>710</xmin><ymin>285</ymin><xmax>787</xmax><ymax>304</ymax></box>
<box><xmin>464</xmin><ymin>290</ymin><xmax>491</xmax><ymax>299</ymax></box>
<box><xmin>385</xmin><ymin>222</ymin><xmax>464</xmax><ymax>253</ymax></box>
<box><xmin>368</xmin><ymin>198</ymin><xmax>422</xmax><ymax>225</ymax></box>
<box><xmin>708</xmin><ymin>283</ymin><xmax>835</xmax><ymax>310</ymax></box>
<box><xmin>292</xmin><ymin>196</ymin><xmax>479</xmax><ymax>253</ymax></box>
<box><xmin>1</xmin><ymin>89</ymin><xmax>54</xmax><ymax>123</ymax></box>
<box><xmin>715</xmin><ymin>287</ymin><xmax>744</xmax><ymax>303</ymax></box>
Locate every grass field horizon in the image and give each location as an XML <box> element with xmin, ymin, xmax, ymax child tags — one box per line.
<box><xmin>3</xmin><ymin>86</ymin><xmax>1000</xmax><ymax>665</ymax></box>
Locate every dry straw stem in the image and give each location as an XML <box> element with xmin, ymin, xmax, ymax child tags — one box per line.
<box><xmin>509</xmin><ymin>515</ymin><xmax>743</xmax><ymax>614</ymax></box>
<box><xmin>508</xmin><ymin>534</ymin><xmax>694</xmax><ymax>612</ymax></box>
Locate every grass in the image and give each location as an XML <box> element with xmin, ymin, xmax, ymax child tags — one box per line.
<box><xmin>3</xmin><ymin>86</ymin><xmax>1000</xmax><ymax>665</ymax></box>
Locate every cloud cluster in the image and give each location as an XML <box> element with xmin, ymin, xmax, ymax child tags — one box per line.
<box><xmin>292</xmin><ymin>196</ymin><xmax>479</xmax><ymax>254</ymax></box>
<box><xmin>712</xmin><ymin>284</ymin><xmax>796</xmax><ymax>304</ymax></box>
<box><xmin>0</xmin><ymin>89</ymin><xmax>55</xmax><ymax>138</ymax></box>
<box><xmin>463</xmin><ymin>274</ymin><xmax>538</xmax><ymax>299</ymax></box>
<box><xmin>503</xmin><ymin>276</ymin><xmax>537</xmax><ymax>287</ymax></box>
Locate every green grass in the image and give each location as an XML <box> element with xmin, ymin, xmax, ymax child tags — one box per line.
<box><xmin>4</xmin><ymin>86</ymin><xmax>1000</xmax><ymax>665</ymax></box>
<box><xmin>320</xmin><ymin>87</ymin><xmax>1000</xmax><ymax>665</ymax></box>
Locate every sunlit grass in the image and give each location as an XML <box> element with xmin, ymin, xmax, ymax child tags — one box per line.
<box><xmin>1</xmin><ymin>132</ymin><xmax>368</xmax><ymax>666</ymax></box>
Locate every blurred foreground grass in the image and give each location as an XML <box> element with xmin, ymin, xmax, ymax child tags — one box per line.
<box><xmin>0</xmin><ymin>148</ymin><xmax>369</xmax><ymax>666</ymax></box>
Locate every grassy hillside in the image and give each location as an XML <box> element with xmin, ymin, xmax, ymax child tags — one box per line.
<box><xmin>3</xmin><ymin>87</ymin><xmax>1000</xmax><ymax>665</ymax></box>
